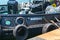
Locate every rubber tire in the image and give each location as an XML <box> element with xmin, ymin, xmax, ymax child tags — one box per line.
<box><xmin>13</xmin><ymin>25</ymin><xmax>28</xmax><ymax>40</ymax></box>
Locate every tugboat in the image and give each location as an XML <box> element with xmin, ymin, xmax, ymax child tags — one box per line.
<box><xmin>0</xmin><ymin>0</ymin><xmax>60</xmax><ymax>40</ymax></box>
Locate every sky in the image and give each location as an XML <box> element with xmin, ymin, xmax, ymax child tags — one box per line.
<box><xmin>0</xmin><ymin>0</ymin><xmax>33</xmax><ymax>5</ymax></box>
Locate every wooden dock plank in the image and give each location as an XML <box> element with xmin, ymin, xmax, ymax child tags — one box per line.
<box><xmin>28</xmin><ymin>28</ymin><xmax>60</xmax><ymax>40</ymax></box>
<box><xmin>37</xmin><ymin>28</ymin><xmax>60</xmax><ymax>40</ymax></box>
